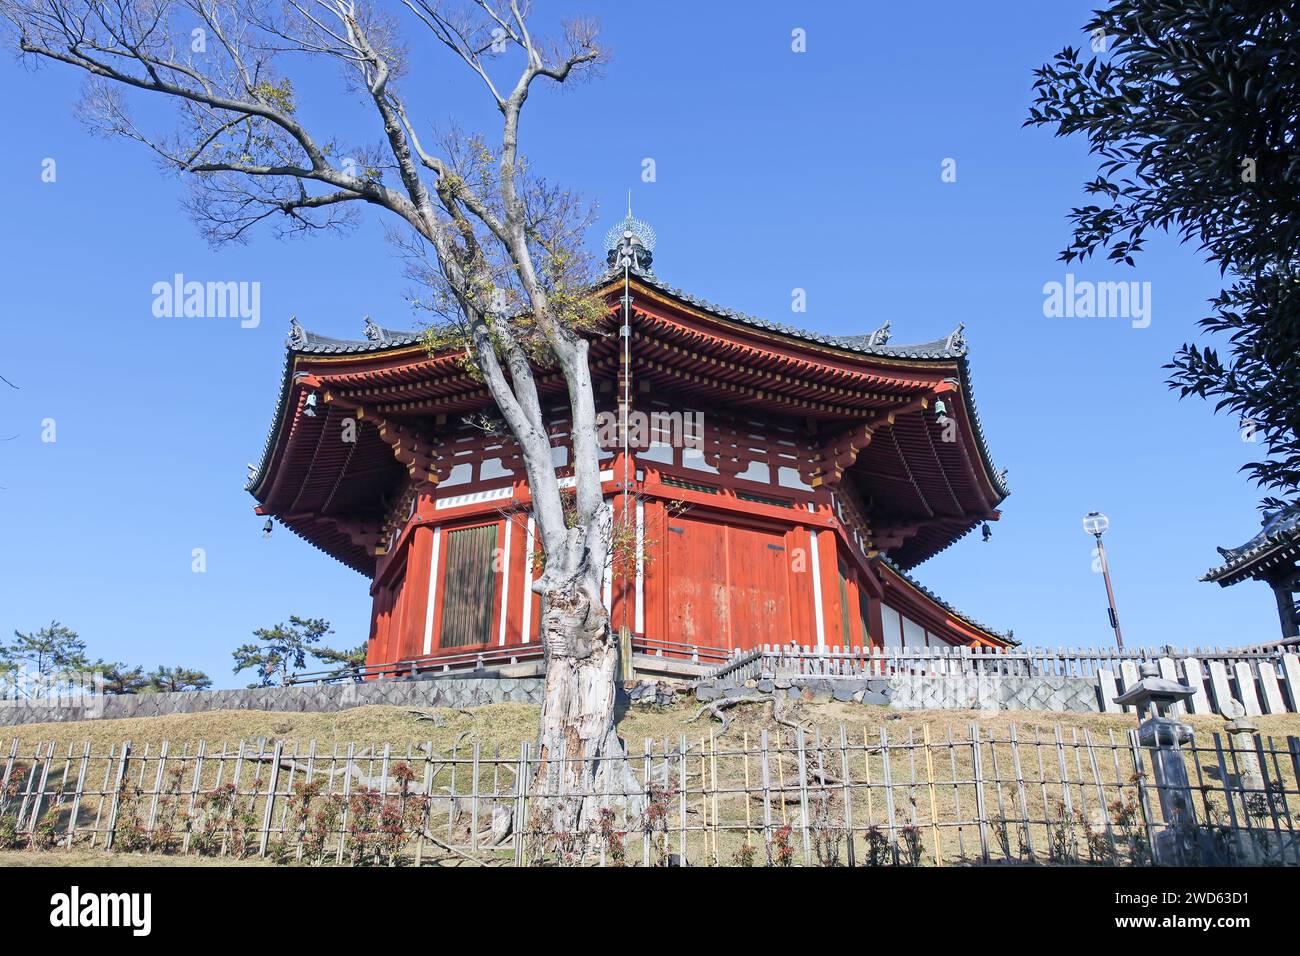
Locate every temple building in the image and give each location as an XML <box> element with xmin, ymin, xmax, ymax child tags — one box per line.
<box><xmin>1203</xmin><ymin>504</ymin><xmax>1300</xmax><ymax>641</ymax></box>
<box><xmin>246</xmin><ymin>216</ymin><xmax>1014</xmax><ymax>675</ymax></box>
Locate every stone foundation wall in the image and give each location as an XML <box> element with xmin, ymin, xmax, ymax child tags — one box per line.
<box><xmin>887</xmin><ymin>674</ymin><xmax>1102</xmax><ymax>713</ymax></box>
<box><xmin>0</xmin><ymin>676</ymin><xmax>545</xmax><ymax>726</ymax></box>
<box><xmin>692</xmin><ymin>671</ymin><xmax>1104</xmax><ymax>713</ymax></box>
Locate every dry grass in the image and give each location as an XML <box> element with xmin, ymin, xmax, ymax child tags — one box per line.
<box><xmin>6</xmin><ymin>700</ymin><xmax>1300</xmax><ymax>754</ymax></box>
<box><xmin>0</xmin><ymin>849</ymin><xmax>271</xmax><ymax>867</ymax></box>
<box><xmin>5</xmin><ymin>701</ymin><xmax>1299</xmax><ymax>868</ymax></box>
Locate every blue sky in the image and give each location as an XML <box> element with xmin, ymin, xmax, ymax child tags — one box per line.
<box><xmin>0</xmin><ymin>1</ymin><xmax>1277</xmax><ymax>686</ymax></box>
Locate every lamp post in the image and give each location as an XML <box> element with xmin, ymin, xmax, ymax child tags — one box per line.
<box><xmin>1083</xmin><ymin>511</ymin><xmax>1125</xmax><ymax>650</ymax></box>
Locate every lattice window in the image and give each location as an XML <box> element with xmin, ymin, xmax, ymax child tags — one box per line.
<box><xmin>439</xmin><ymin>524</ymin><xmax>499</xmax><ymax>648</ymax></box>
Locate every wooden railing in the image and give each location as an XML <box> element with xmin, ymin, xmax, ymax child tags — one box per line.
<box><xmin>4</xmin><ymin>723</ymin><xmax>1297</xmax><ymax>866</ymax></box>
<box><xmin>285</xmin><ymin>645</ymin><xmax>547</xmax><ymax>685</ymax></box>
<box><xmin>729</xmin><ymin>643</ymin><xmax>1300</xmax><ymax>715</ymax></box>
<box><xmin>284</xmin><ymin>636</ymin><xmax>733</xmax><ymax>685</ymax></box>
<box><xmin>750</xmin><ymin>642</ymin><xmax>1300</xmax><ymax>678</ymax></box>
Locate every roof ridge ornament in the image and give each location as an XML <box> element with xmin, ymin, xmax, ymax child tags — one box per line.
<box><xmin>363</xmin><ymin>315</ymin><xmax>388</xmax><ymax>344</ymax></box>
<box><xmin>945</xmin><ymin>322</ymin><xmax>966</xmax><ymax>353</ymax></box>
<box><xmin>867</xmin><ymin>320</ymin><xmax>891</xmax><ymax>346</ymax></box>
<box><xmin>287</xmin><ymin>316</ymin><xmax>307</xmax><ymax>349</ymax></box>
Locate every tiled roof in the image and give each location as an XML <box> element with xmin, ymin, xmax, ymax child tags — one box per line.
<box><xmin>1202</xmin><ymin>504</ymin><xmax>1300</xmax><ymax>585</ymax></box>
<box><xmin>287</xmin><ymin>316</ymin><xmax>425</xmax><ymax>354</ymax></box>
<box><xmin>249</xmin><ymin>270</ymin><xmax>1011</xmax><ymax>501</ymax></box>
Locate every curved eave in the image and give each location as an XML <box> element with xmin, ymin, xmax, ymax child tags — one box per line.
<box><xmin>878</xmin><ymin>557</ymin><xmax>1015</xmax><ymax>646</ymax></box>
<box><xmin>247</xmin><ymin>336</ymin><xmax>435</xmax><ymax>501</ymax></box>
<box><xmin>1202</xmin><ymin>533</ymin><xmax>1300</xmax><ymax>587</ymax></box>
<box><xmin>281</xmin><ymin>514</ymin><xmax>375</xmax><ymax>577</ymax></box>
<box><xmin>889</xmin><ymin>518</ymin><xmax>983</xmax><ymax>573</ymax></box>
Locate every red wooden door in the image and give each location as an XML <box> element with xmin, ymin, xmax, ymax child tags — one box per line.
<box><xmin>665</xmin><ymin>516</ymin><xmax>728</xmax><ymax>646</ymax></box>
<box><xmin>726</xmin><ymin>524</ymin><xmax>791</xmax><ymax>650</ymax></box>
<box><xmin>664</xmin><ymin>515</ymin><xmax>792</xmax><ymax>651</ymax></box>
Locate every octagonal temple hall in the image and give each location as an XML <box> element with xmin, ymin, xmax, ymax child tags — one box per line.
<box><xmin>247</xmin><ymin>216</ymin><xmax>1014</xmax><ymax>676</ymax></box>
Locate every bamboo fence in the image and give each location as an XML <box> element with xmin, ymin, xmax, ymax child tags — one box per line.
<box><xmin>1</xmin><ymin>725</ymin><xmax>1297</xmax><ymax>866</ymax></box>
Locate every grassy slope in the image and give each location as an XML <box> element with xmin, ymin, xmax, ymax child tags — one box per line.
<box><xmin>4</xmin><ymin>702</ymin><xmax>1300</xmax><ymax>868</ymax></box>
<box><xmin>6</xmin><ymin>701</ymin><xmax>1300</xmax><ymax>754</ymax></box>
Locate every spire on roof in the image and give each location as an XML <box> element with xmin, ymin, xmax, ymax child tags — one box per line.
<box><xmin>604</xmin><ymin>200</ymin><xmax>656</xmax><ymax>275</ymax></box>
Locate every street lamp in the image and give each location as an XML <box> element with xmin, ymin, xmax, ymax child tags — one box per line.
<box><xmin>1083</xmin><ymin>510</ymin><xmax>1124</xmax><ymax>650</ymax></box>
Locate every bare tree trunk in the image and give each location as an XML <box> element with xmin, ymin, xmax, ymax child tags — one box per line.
<box><xmin>530</xmin><ymin>565</ymin><xmax>642</xmax><ymax>836</ymax></box>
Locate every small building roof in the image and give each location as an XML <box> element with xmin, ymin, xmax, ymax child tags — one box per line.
<box><xmin>1202</xmin><ymin>504</ymin><xmax>1300</xmax><ymax>587</ymax></box>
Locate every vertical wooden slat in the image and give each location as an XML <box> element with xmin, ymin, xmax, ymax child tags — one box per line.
<box><xmin>416</xmin><ymin>740</ymin><xmax>433</xmax><ymax>867</ymax></box>
<box><xmin>795</xmin><ymin>727</ymin><xmax>811</xmax><ymax>865</ymax></box>
<box><xmin>760</xmin><ymin>729</ymin><xmax>773</xmax><ymax>859</ymax></box>
<box><xmin>90</xmin><ymin>743</ymin><xmax>116</xmax><ymax>848</ymax></box>
<box><xmin>0</xmin><ymin>738</ymin><xmax>17</xmax><ymax>796</ymax></box>
<box><xmin>839</xmin><ymin>723</ymin><xmax>855</xmax><ymax>867</ymax></box>
<box><xmin>1127</xmin><ymin>729</ymin><xmax>1159</xmax><ymax>858</ymax></box>
<box><xmin>642</xmin><ymin>738</ymin><xmax>653</xmax><ymax>867</ymax></box>
<box><xmin>946</xmin><ymin>725</ymin><xmax>965</xmax><ymax>861</ymax></box>
<box><xmin>969</xmin><ymin>725</ymin><xmax>989</xmax><ymax>863</ymax></box>
<box><xmin>447</xmin><ymin>736</ymin><xmax>460</xmax><ymax>842</ymax></box>
<box><xmin>880</xmin><ymin>726</ymin><xmax>899</xmax><ymax>864</ymax></box>
<box><xmin>24</xmin><ymin>742</ymin><xmax>53</xmax><ymax>835</ymax></box>
<box><xmin>774</xmin><ymin>727</ymin><xmax>789</xmax><ymax>827</ymax></box>
<box><xmin>182</xmin><ymin>741</ymin><xmax>205</xmax><ymax>855</ymax></box>
<box><xmin>515</xmin><ymin>740</ymin><xmax>530</xmax><ymax>867</ymax></box>
<box><xmin>65</xmin><ymin>741</ymin><xmax>92</xmax><ymax>849</ymax></box>
<box><xmin>1008</xmin><ymin>725</ymin><xmax>1034</xmax><ymax>860</ymax></box>
<box><xmin>709</xmin><ymin>734</ymin><xmax>719</xmax><ymax>866</ymax></box>
<box><xmin>1083</xmin><ymin>730</ymin><xmax>1118</xmax><ymax>861</ymax></box>
<box><xmin>1054</xmin><ymin>724</ymin><xmax>1076</xmax><ymax>823</ymax></box>
<box><xmin>470</xmin><ymin>741</ymin><xmax>481</xmax><ymax>852</ymax></box>
<box><xmin>921</xmin><ymin>724</ymin><xmax>941</xmax><ymax>866</ymax></box>
<box><xmin>258</xmin><ymin>740</ymin><xmax>283</xmax><ymax>858</ymax></box>
<box><xmin>147</xmin><ymin>740</ymin><xmax>169</xmax><ymax>834</ymax></box>
<box><xmin>277</xmin><ymin>741</ymin><xmax>298</xmax><ymax>842</ymax></box>
<box><xmin>677</xmin><ymin>733</ymin><xmax>688</xmax><ymax>866</ymax></box>
<box><xmin>103</xmin><ymin>741</ymin><xmax>132</xmax><ymax>850</ymax></box>
<box><xmin>14</xmin><ymin>742</ymin><xmax>42</xmax><ymax>833</ymax></box>
<box><xmin>294</xmin><ymin>740</ymin><xmax>316</xmax><ymax>863</ymax></box>
<box><xmin>336</xmin><ymin>742</ymin><xmax>354</xmax><ymax>865</ymax></box>
<box><xmin>742</xmin><ymin>730</ymin><xmax>752</xmax><ymax>849</ymax></box>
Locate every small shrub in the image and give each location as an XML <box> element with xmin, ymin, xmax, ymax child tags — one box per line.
<box><xmin>1110</xmin><ymin>782</ymin><xmax>1150</xmax><ymax>867</ymax></box>
<box><xmin>732</xmin><ymin>840</ymin><xmax>757</xmax><ymax>867</ymax></box>
<box><xmin>864</xmin><ymin>825</ymin><xmax>891</xmax><ymax>866</ymax></box>
<box><xmin>0</xmin><ymin>815</ymin><xmax>18</xmax><ymax>850</ymax></box>
<box><xmin>899</xmin><ymin>825</ymin><xmax>924</xmax><ymax>867</ymax></box>
<box><xmin>769</xmin><ymin>824</ymin><xmax>795</xmax><ymax>867</ymax></box>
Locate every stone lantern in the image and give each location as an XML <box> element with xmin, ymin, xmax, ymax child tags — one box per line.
<box><xmin>1113</xmin><ymin>662</ymin><xmax>1200</xmax><ymax>862</ymax></box>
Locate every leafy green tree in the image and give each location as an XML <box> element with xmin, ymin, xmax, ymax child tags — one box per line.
<box><xmin>90</xmin><ymin>661</ymin><xmax>150</xmax><ymax>695</ymax></box>
<box><xmin>232</xmin><ymin>617</ymin><xmax>332</xmax><ymax>688</ymax></box>
<box><xmin>146</xmin><ymin>666</ymin><xmax>213</xmax><ymax>693</ymax></box>
<box><xmin>1</xmin><ymin>621</ymin><xmax>87</xmax><ymax>677</ymax></box>
<box><xmin>314</xmin><ymin>642</ymin><xmax>368</xmax><ymax>678</ymax></box>
<box><xmin>1026</xmin><ymin>1</ymin><xmax>1300</xmax><ymax>507</ymax></box>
